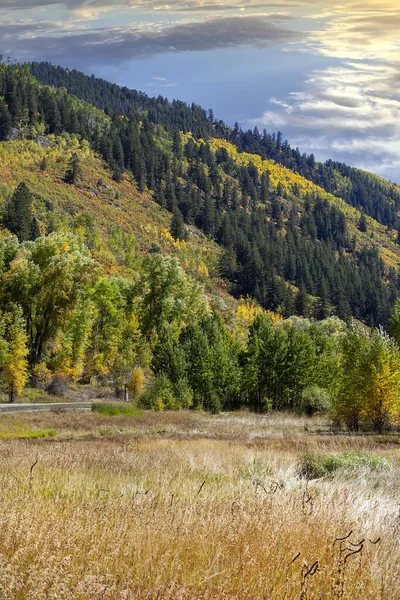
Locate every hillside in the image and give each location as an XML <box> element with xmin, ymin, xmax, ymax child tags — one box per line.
<box><xmin>1</xmin><ymin>60</ymin><xmax>400</xmax><ymax>327</ymax></box>
<box><xmin>31</xmin><ymin>62</ymin><xmax>400</xmax><ymax>228</ymax></box>
<box><xmin>0</xmin><ymin>136</ymin><xmax>224</xmax><ymax>297</ymax></box>
<box><xmin>2</xmin><ymin>59</ymin><xmax>400</xmax><ymax>420</ymax></box>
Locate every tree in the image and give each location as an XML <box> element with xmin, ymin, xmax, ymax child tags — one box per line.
<box><xmin>243</xmin><ymin>315</ymin><xmax>287</xmax><ymax>412</ymax></box>
<box><xmin>359</xmin><ymin>213</ymin><xmax>367</xmax><ymax>233</ymax></box>
<box><xmin>140</xmin><ymin>253</ymin><xmax>210</xmax><ymax>336</ymax></box>
<box><xmin>3</xmin><ymin>182</ymin><xmax>38</xmax><ymax>242</ymax></box>
<box><xmin>86</xmin><ymin>277</ymin><xmax>145</xmax><ymax>396</ymax></box>
<box><xmin>333</xmin><ymin>322</ymin><xmax>370</xmax><ymax>431</ymax></box>
<box><xmin>0</xmin><ymin>99</ymin><xmax>12</xmax><ymax>141</ymax></box>
<box><xmin>295</xmin><ymin>282</ymin><xmax>309</xmax><ymax>317</ymax></box>
<box><xmin>40</xmin><ymin>156</ymin><xmax>48</xmax><ymax>172</ymax></box>
<box><xmin>170</xmin><ymin>209</ymin><xmax>187</xmax><ymax>241</ymax></box>
<box><xmin>363</xmin><ymin>329</ymin><xmax>400</xmax><ymax>433</ymax></box>
<box><xmin>1</xmin><ymin>307</ymin><xmax>29</xmax><ymax>403</ymax></box>
<box><xmin>389</xmin><ymin>298</ymin><xmax>400</xmax><ymax>345</ymax></box>
<box><xmin>0</xmin><ymin>233</ymin><xmax>97</xmax><ymax>367</ymax></box>
<box><xmin>64</xmin><ymin>153</ymin><xmax>82</xmax><ymax>185</ymax></box>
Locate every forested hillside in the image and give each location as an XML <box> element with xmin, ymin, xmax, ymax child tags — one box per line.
<box><xmin>31</xmin><ymin>62</ymin><xmax>400</xmax><ymax>229</ymax></box>
<box><xmin>1</xmin><ymin>58</ymin><xmax>400</xmax><ymax>427</ymax></box>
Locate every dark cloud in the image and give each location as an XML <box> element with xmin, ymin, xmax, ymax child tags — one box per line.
<box><xmin>0</xmin><ymin>0</ymin><xmax>305</xmax><ymax>11</ymax></box>
<box><xmin>0</xmin><ymin>14</ymin><xmax>303</xmax><ymax>65</ymax></box>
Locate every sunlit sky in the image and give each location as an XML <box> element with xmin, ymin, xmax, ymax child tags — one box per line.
<box><xmin>1</xmin><ymin>0</ymin><xmax>399</xmax><ymax>181</ymax></box>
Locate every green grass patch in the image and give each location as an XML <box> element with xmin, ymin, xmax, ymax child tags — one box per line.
<box><xmin>92</xmin><ymin>403</ymin><xmax>142</xmax><ymax>417</ymax></box>
<box><xmin>0</xmin><ymin>429</ymin><xmax>57</xmax><ymax>440</ymax></box>
<box><xmin>298</xmin><ymin>451</ymin><xmax>392</xmax><ymax>480</ymax></box>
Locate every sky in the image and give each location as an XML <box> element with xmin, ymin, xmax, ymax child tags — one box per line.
<box><xmin>1</xmin><ymin>1</ymin><xmax>399</xmax><ymax>182</ymax></box>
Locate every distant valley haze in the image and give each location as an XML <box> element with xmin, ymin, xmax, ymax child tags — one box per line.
<box><xmin>1</xmin><ymin>0</ymin><xmax>399</xmax><ymax>182</ymax></box>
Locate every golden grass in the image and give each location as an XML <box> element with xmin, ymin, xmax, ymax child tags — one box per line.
<box><xmin>0</xmin><ymin>410</ymin><xmax>400</xmax><ymax>599</ymax></box>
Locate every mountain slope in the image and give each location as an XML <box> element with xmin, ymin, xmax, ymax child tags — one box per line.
<box><xmin>30</xmin><ymin>61</ymin><xmax>400</xmax><ymax>229</ymax></box>
<box><xmin>0</xmin><ymin>136</ymin><xmax>228</xmax><ymax>300</ymax></box>
<box><xmin>1</xmin><ymin>60</ymin><xmax>400</xmax><ymax>327</ymax></box>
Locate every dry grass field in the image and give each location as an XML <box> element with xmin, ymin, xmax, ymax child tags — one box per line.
<box><xmin>0</xmin><ymin>409</ymin><xmax>399</xmax><ymax>599</ymax></box>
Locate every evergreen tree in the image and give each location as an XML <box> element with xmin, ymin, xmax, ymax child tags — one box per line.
<box><xmin>64</xmin><ymin>153</ymin><xmax>82</xmax><ymax>185</ymax></box>
<box><xmin>170</xmin><ymin>209</ymin><xmax>187</xmax><ymax>241</ymax></box>
<box><xmin>359</xmin><ymin>213</ymin><xmax>368</xmax><ymax>233</ymax></box>
<box><xmin>295</xmin><ymin>282</ymin><xmax>309</xmax><ymax>317</ymax></box>
<box><xmin>0</xmin><ymin>99</ymin><xmax>12</xmax><ymax>141</ymax></box>
<box><xmin>3</xmin><ymin>182</ymin><xmax>38</xmax><ymax>242</ymax></box>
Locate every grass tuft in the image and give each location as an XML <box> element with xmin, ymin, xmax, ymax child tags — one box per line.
<box><xmin>91</xmin><ymin>403</ymin><xmax>142</xmax><ymax>417</ymax></box>
<box><xmin>298</xmin><ymin>450</ymin><xmax>392</xmax><ymax>480</ymax></box>
<box><xmin>0</xmin><ymin>429</ymin><xmax>56</xmax><ymax>440</ymax></box>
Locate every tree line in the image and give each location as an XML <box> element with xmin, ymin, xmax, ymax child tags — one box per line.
<box><xmin>1</xmin><ymin>208</ymin><xmax>400</xmax><ymax>431</ymax></box>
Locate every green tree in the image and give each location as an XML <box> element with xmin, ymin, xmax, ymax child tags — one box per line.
<box><xmin>140</xmin><ymin>253</ymin><xmax>210</xmax><ymax>336</ymax></box>
<box><xmin>170</xmin><ymin>208</ymin><xmax>187</xmax><ymax>241</ymax></box>
<box><xmin>389</xmin><ymin>298</ymin><xmax>400</xmax><ymax>345</ymax></box>
<box><xmin>0</xmin><ymin>99</ymin><xmax>12</xmax><ymax>141</ymax></box>
<box><xmin>359</xmin><ymin>213</ymin><xmax>367</xmax><ymax>233</ymax></box>
<box><xmin>64</xmin><ymin>153</ymin><xmax>82</xmax><ymax>185</ymax></box>
<box><xmin>243</xmin><ymin>315</ymin><xmax>287</xmax><ymax>412</ymax></box>
<box><xmin>0</xmin><ymin>233</ymin><xmax>97</xmax><ymax>367</ymax></box>
<box><xmin>86</xmin><ymin>277</ymin><xmax>145</xmax><ymax>396</ymax></box>
<box><xmin>3</xmin><ymin>182</ymin><xmax>39</xmax><ymax>242</ymax></box>
<box><xmin>333</xmin><ymin>322</ymin><xmax>370</xmax><ymax>431</ymax></box>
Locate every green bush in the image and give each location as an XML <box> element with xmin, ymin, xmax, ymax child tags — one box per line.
<box><xmin>300</xmin><ymin>386</ymin><xmax>331</xmax><ymax>416</ymax></box>
<box><xmin>138</xmin><ymin>375</ymin><xmax>176</xmax><ymax>411</ymax></box>
<box><xmin>173</xmin><ymin>378</ymin><xmax>193</xmax><ymax>409</ymax></box>
<box><xmin>139</xmin><ymin>376</ymin><xmax>193</xmax><ymax>410</ymax></box>
<box><xmin>298</xmin><ymin>451</ymin><xmax>391</xmax><ymax>480</ymax></box>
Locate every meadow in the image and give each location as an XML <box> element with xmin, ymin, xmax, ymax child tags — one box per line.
<box><xmin>0</xmin><ymin>409</ymin><xmax>399</xmax><ymax>599</ymax></box>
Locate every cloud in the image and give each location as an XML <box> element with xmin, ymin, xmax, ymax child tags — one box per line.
<box><xmin>0</xmin><ymin>0</ymin><xmax>307</xmax><ymax>14</ymax></box>
<box><xmin>308</xmin><ymin>0</ymin><xmax>400</xmax><ymax>63</ymax></box>
<box><xmin>250</xmin><ymin>59</ymin><xmax>400</xmax><ymax>180</ymax></box>
<box><xmin>148</xmin><ymin>75</ymin><xmax>178</xmax><ymax>86</ymax></box>
<box><xmin>0</xmin><ymin>13</ymin><xmax>303</xmax><ymax>64</ymax></box>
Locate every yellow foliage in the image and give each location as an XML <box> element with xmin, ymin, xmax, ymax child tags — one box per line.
<box><xmin>32</xmin><ymin>362</ymin><xmax>52</xmax><ymax>390</ymax></box>
<box><xmin>234</xmin><ymin>298</ymin><xmax>282</xmax><ymax>346</ymax></box>
<box><xmin>3</xmin><ymin>318</ymin><xmax>29</xmax><ymax>398</ymax></box>
<box><xmin>128</xmin><ymin>367</ymin><xmax>145</xmax><ymax>398</ymax></box>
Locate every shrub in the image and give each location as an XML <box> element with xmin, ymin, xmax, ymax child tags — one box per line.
<box><xmin>0</xmin><ymin>429</ymin><xmax>56</xmax><ymax>440</ymax></box>
<box><xmin>47</xmin><ymin>374</ymin><xmax>70</xmax><ymax>397</ymax></box>
<box><xmin>31</xmin><ymin>362</ymin><xmax>52</xmax><ymax>390</ymax></box>
<box><xmin>173</xmin><ymin>378</ymin><xmax>193</xmax><ymax>409</ymax></box>
<box><xmin>128</xmin><ymin>367</ymin><xmax>145</xmax><ymax>399</ymax></box>
<box><xmin>298</xmin><ymin>450</ymin><xmax>392</xmax><ymax>480</ymax></box>
<box><xmin>300</xmin><ymin>386</ymin><xmax>331</xmax><ymax>416</ymax></box>
<box><xmin>139</xmin><ymin>375</ymin><xmax>176</xmax><ymax>411</ymax></box>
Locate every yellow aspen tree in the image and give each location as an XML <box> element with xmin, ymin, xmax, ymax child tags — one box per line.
<box><xmin>363</xmin><ymin>329</ymin><xmax>400</xmax><ymax>433</ymax></box>
<box><xmin>3</xmin><ymin>308</ymin><xmax>29</xmax><ymax>403</ymax></box>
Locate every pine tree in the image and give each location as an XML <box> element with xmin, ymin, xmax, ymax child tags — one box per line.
<box><xmin>359</xmin><ymin>213</ymin><xmax>367</xmax><ymax>233</ymax></box>
<box><xmin>4</xmin><ymin>71</ymin><xmax>21</xmax><ymax>125</ymax></box>
<box><xmin>0</xmin><ymin>99</ymin><xmax>12</xmax><ymax>141</ymax></box>
<box><xmin>3</xmin><ymin>182</ymin><xmax>37</xmax><ymax>242</ymax></box>
<box><xmin>40</xmin><ymin>156</ymin><xmax>48</xmax><ymax>171</ymax></box>
<box><xmin>170</xmin><ymin>209</ymin><xmax>187</xmax><ymax>241</ymax></box>
<box><xmin>64</xmin><ymin>153</ymin><xmax>82</xmax><ymax>185</ymax></box>
<box><xmin>295</xmin><ymin>282</ymin><xmax>309</xmax><ymax>317</ymax></box>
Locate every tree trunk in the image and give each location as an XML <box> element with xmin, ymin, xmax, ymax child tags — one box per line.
<box><xmin>9</xmin><ymin>384</ymin><xmax>15</xmax><ymax>404</ymax></box>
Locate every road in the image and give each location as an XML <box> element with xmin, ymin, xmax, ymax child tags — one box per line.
<box><xmin>0</xmin><ymin>402</ymin><xmax>92</xmax><ymax>413</ymax></box>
